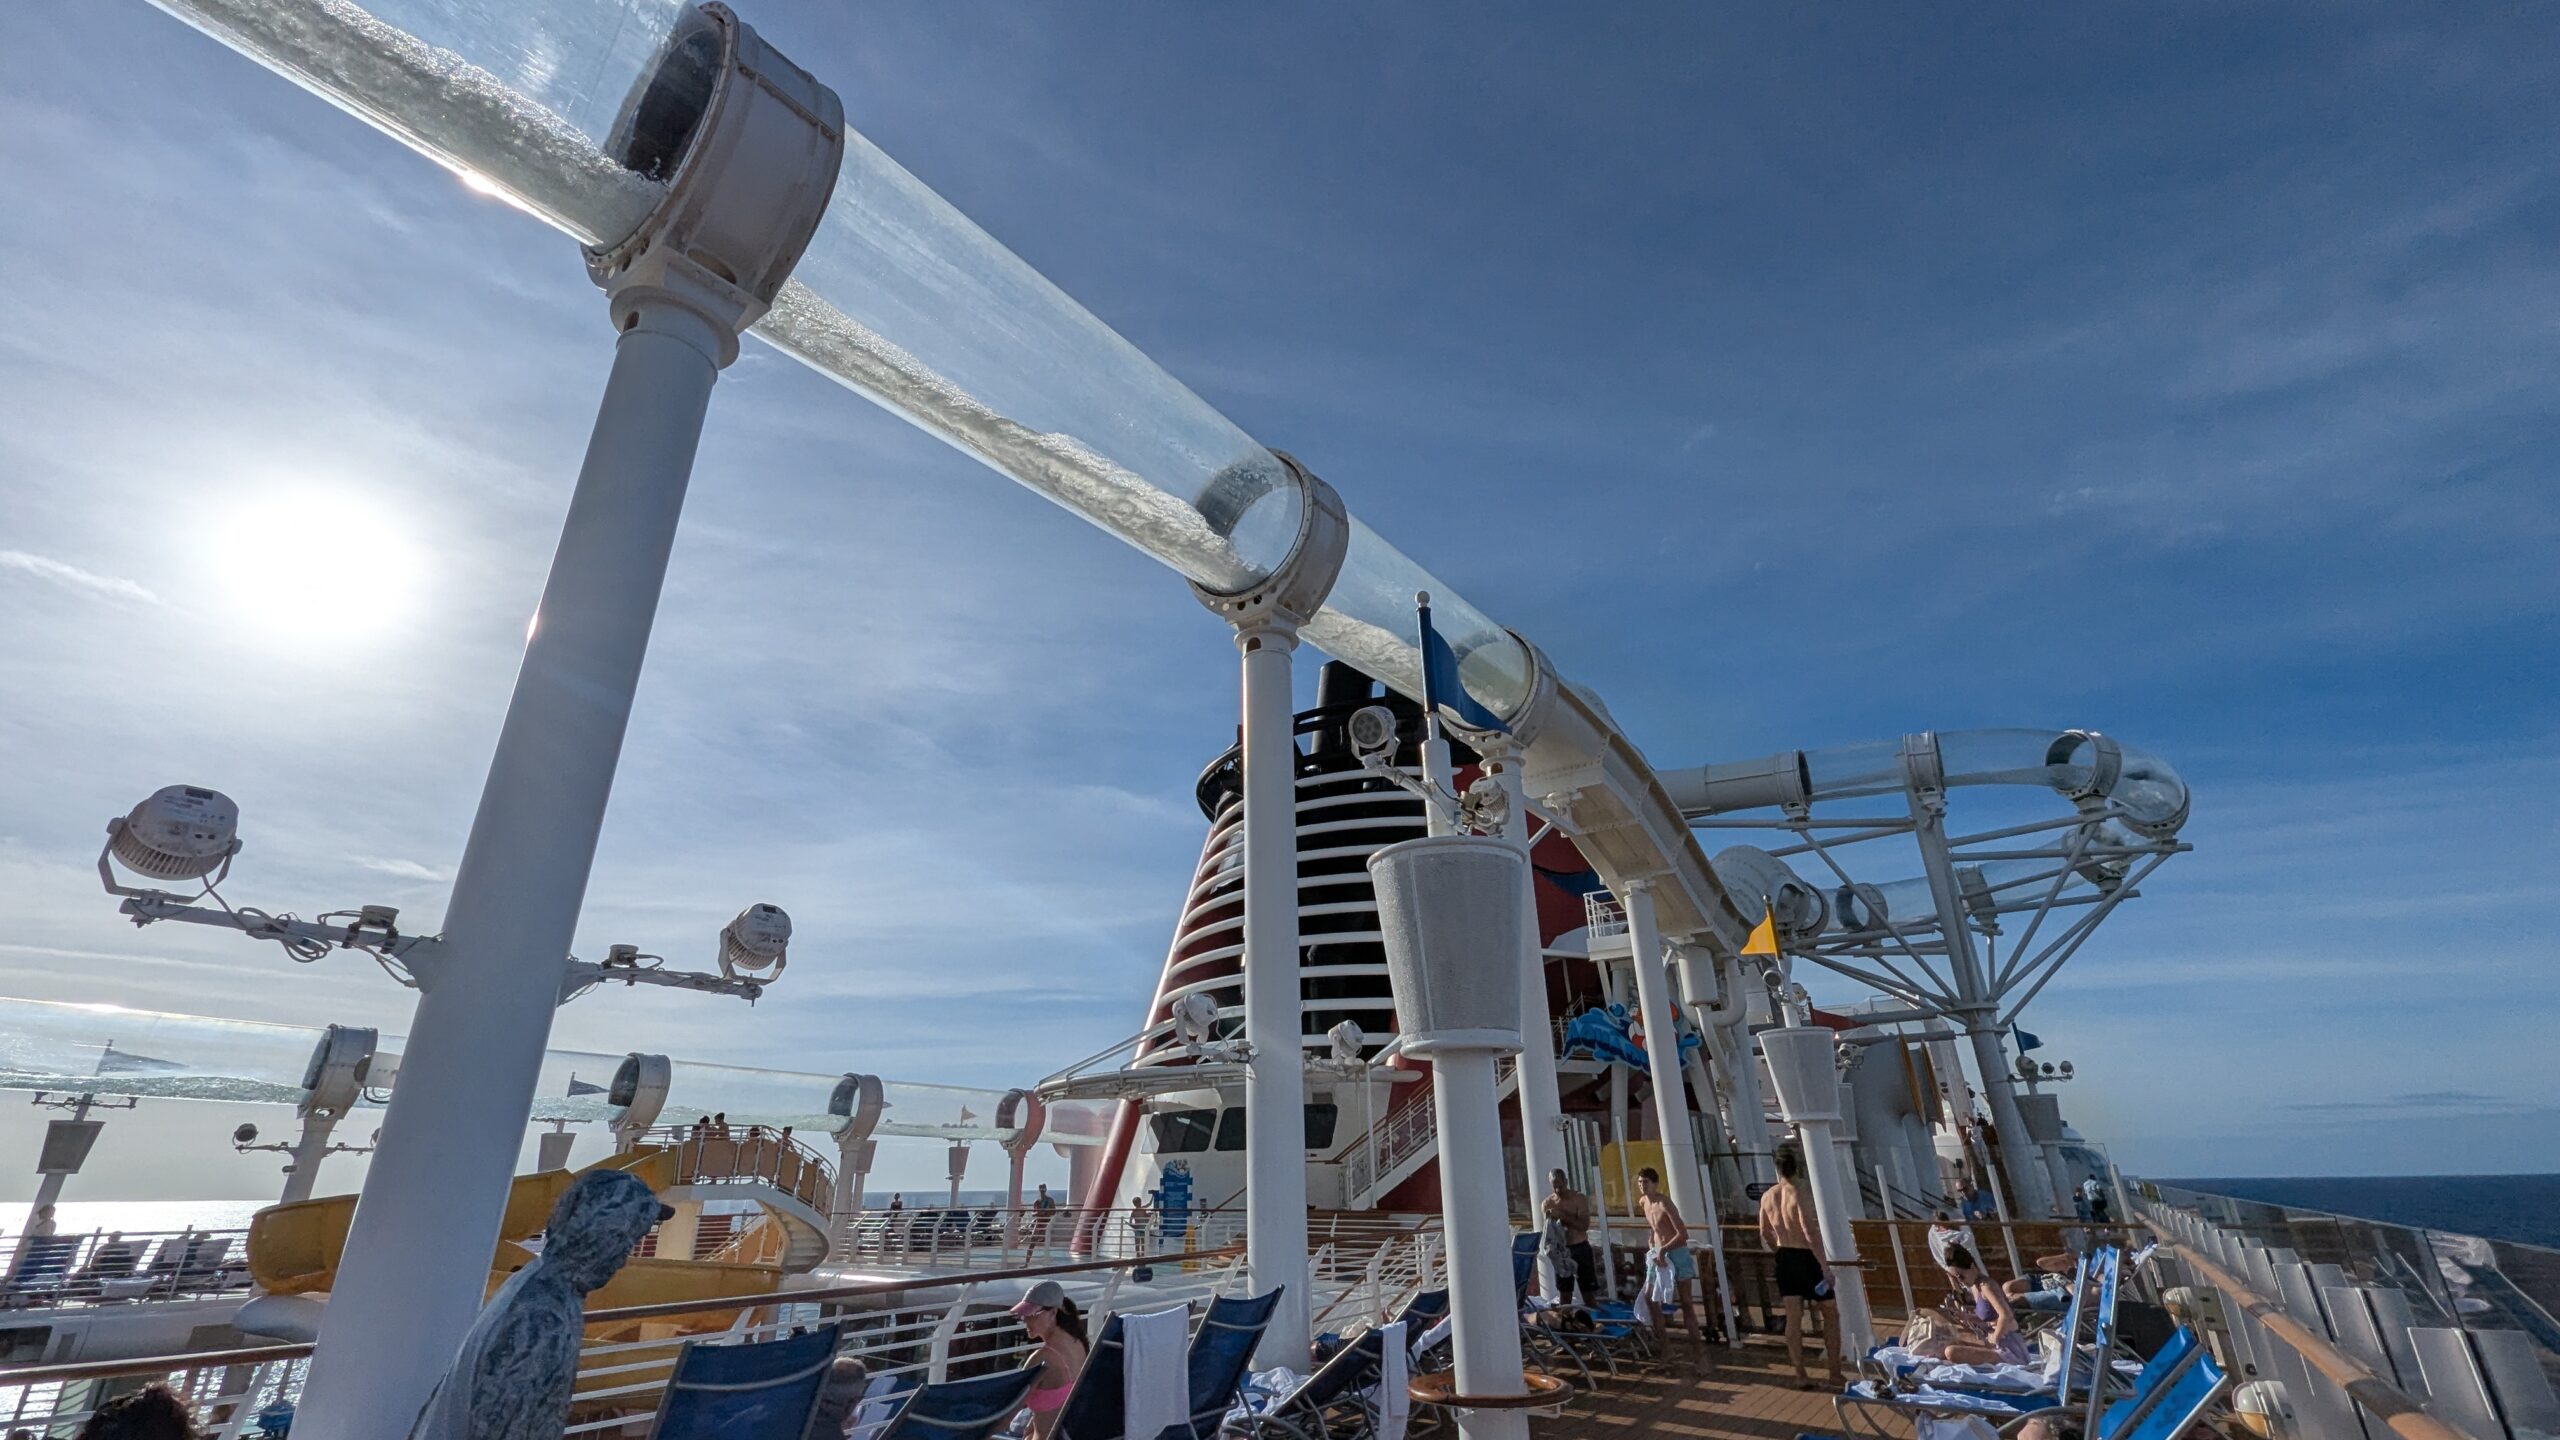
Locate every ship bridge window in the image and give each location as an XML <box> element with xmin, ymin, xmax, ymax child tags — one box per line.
<box><xmin>1147</xmin><ymin>1110</ymin><xmax>1218</xmax><ymax>1154</ymax></box>
<box><xmin>1205</xmin><ymin>1104</ymin><xmax>1340</xmax><ymax>1151</ymax></box>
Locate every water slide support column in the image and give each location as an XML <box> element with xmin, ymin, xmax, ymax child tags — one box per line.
<box><xmin>1762</xmin><ymin>1026</ymin><xmax>1875</xmax><ymax>1356</ymax></box>
<box><xmin>1901</xmin><ymin>735</ymin><xmax>2055</xmax><ymax>1219</ymax></box>
<box><xmin>1193</xmin><ymin>465</ymin><xmax>1345</xmax><ymax>1369</ymax></box>
<box><xmin>1481</xmin><ymin>744</ymin><xmax>1567</xmax><ymax>1280</ymax></box>
<box><xmin>1621</xmin><ymin>884</ymin><xmax>1716</xmax><ymax>1264</ymax></box>
<box><xmin>294</xmin><ymin>23</ymin><xmax>840</xmax><ymax>1429</ymax></box>
<box><xmin>297</xmin><ymin>292</ymin><xmax>739</xmax><ymax>1432</ymax></box>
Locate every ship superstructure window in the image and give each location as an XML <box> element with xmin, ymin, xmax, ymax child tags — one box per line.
<box><xmin>1147</xmin><ymin>1109</ymin><xmax>1218</xmax><ymax>1153</ymax></box>
<box><xmin>1148</xmin><ymin>1102</ymin><xmax>1342</xmax><ymax>1153</ymax></box>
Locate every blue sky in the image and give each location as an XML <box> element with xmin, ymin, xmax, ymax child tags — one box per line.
<box><xmin>0</xmin><ymin>2</ymin><xmax>2553</xmax><ymax>1196</ymax></box>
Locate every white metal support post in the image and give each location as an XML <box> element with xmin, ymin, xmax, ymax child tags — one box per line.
<box><xmin>296</xmin><ymin>16</ymin><xmax>843</xmax><ymax>1430</ymax></box>
<box><xmin>1239</xmin><ymin>620</ymin><xmax>1311</xmax><ymax>1358</ymax></box>
<box><xmin>1193</xmin><ymin>459</ymin><xmax>1347</xmax><ymax>1369</ymax></box>
<box><xmin>1761</xmin><ymin>1025</ymin><xmax>1875</xmax><ymax>1356</ymax></box>
<box><xmin>1480</xmin><ymin>745</ymin><xmax>1567</xmax><ymax>1264</ymax></box>
<box><xmin>299</xmin><ymin>294</ymin><xmax>731</xmax><ymax>1432</ymax></box>
<box><xmin>1620</xmin><ymin>884</ymin><xmax>1713</xmax><ymax>1244</ymax></box>
<box><xmin>1370</xmin><ymin>834</ymin><xmax>1539</xmax><ymax>1440</ymax></box>
<box><xmin>1900</xmin><ymin>734</ymin><xmax>2056</xmax><ymax>1219</ymax></box>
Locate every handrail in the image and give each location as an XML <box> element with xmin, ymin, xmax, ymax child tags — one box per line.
<box><xmin>2145</xmin><ymin>1221</ymin><xmax>2470</xmax><ymax>1440</ymax></box>
<box><xmin>0</xmin><ymin>1245</ymin><xmax>1241</xmax><ymax>1389</ymax></box>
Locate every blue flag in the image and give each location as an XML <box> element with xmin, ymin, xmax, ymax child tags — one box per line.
<box><xmin>2011</xmin><ymin>1024</ymin><xmax>2044</xmax><ymax>1053</ymax></box>
<box><xmin>1418</xmin><ymin>598</ymin><xmax>1508</xmax><ymax>733</ymax></box>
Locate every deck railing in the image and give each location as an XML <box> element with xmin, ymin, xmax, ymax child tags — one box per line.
<box><xmin>0</xmin><ymin>1245</ymin><xmax>1249</xmax><ymax>1437</ymax></box>
<box><xmin>0</xmin><ymin>1226</ymin><xmax>254</xmax><ymax>1311</ymax></box>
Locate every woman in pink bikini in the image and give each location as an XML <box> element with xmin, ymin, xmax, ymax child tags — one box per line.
<box><xmin>1009</xmin><ymin>1280</ymin><xmax>1089</xmax><ymax>1438</ymax></box>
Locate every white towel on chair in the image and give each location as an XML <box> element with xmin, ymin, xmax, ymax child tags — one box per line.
<box><xmin>1376</xmin><ymin>1321</ymin><xmax>1410</xmax><ymax>1440</ymax></box>
<box><xmin>1123</xmin><ymin>1302</ymin><xmax>1192</xmax><ymax>1440</ymax></box>
<box><xmin>1915</xmin><ymin>1415</ymin><xmax>2000</xmax><ymax>1440</ymax></box>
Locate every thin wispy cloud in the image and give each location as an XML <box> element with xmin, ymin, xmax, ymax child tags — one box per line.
<box><xmin>0</xmin><ymin>550</ymin><xmax>156</xmax><ymax>605</ymax></box>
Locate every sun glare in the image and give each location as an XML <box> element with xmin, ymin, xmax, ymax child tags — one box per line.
<box><xmin>205</xmin><ymin>487</ymin><xmax>425</xmax><ymax>647</ymax></box>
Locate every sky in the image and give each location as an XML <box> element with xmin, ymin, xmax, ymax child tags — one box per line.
<box><xmin>0</xmin><ymin>2</ymin><xmax>2553</xmax><ymax>1200</ymax></box>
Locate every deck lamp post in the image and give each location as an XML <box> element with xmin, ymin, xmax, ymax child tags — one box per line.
<box><xmin>1370</xmin><ymin>832</ymin><xmax>1540</xmax><ymax>1440</ymax></box>
<box><xmin>1762</xmin><ymin>1023</ymin><xmax>1876</xmax><ymax>1355</ymax></box>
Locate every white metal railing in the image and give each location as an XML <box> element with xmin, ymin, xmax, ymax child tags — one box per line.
<box><xmin>1339</xmin><ymin>1064</ymin><xmax>1515</xmax><ymax>1204</ymax></box>
<box><xmin>0</xmin><ymin>1212</ymin><xmax>1439</xmax><ymax>1436</ymax></box>
<box><xmin>1583</xmin><ymin>890</ymin><xmax>1627</xmax><ymax>940</ymax></box>
<box><xmin>634</xmin><ymin>1124</ymin><xmax>835</xmax><ymax>1215</ymax></box>
<box><xmin>0</xmin><ymin>1246</ymin><xmax>1252</xmax><ymax>1437</ymax></box>
<box><xmin>832</xmin><ymin>1205</ymin><xmax>1245</xmax><ymax>1273</ymax></box>
<box><xmin>0</xmin><ymin>1226</ymin><xmax>254</xmax><ymax>1310</ymax></box>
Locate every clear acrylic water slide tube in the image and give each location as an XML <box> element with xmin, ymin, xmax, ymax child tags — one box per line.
<box><xmin>146</xmin><ymin>0</ymin><xmax>1534</xmax><ymax>720</ymax></box>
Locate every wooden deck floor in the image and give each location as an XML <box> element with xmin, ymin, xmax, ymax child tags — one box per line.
<box><xmin>1530</xmin><ymin>1335</ymin><xmax>1843</xmax><ymax>1440</ymax></box>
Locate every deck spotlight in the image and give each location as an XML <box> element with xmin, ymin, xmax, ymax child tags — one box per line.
<box><xmin>1347</xmin><ymin>705</ymin><xmax>1399</xmax><ymax>763</ymax></box>
<box><xmin>232</xmin><ymin>1123</ymin><xmax>260</xmax><ymax>1148</ymax></box>
<box><xmin>103</xmin><ymin>786</ymin><xmax>241</xmax><ymax>892</ymax></box>
<box><xmin>719</xmin><ymin>903</ymin><xmax>791</xmax><ymax>984</ymax></box>
<box><xmin>2058</xmin><ymin>1061</ymin><xmax>2074</xmax><ymax>1079</ymax></box>
<box><xmin>1171</xmin><ymin>991</ymin><xmax>1221</xmax><ymax>1047</ymax></box>
<box><xmin>1327</xmin><ymin>1019</ymin><xmax>1367</xmax><ymax>1064</ymax></box>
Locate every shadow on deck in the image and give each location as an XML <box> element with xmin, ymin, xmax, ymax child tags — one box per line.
<box><xmin>1531</xmin><ymin>1336</ymin><xmax>1842</xmax><ymax>1440</ymax></box>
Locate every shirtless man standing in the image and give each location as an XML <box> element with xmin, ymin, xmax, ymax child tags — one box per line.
<box><xmin>1757</xmin><ymin>1144</ymin><xmax>1843</xmax><ymax>1389</ymax></box>
<box><xmin>1635</xmin><ymin>1167</ymin><xmax>1712</xmax><ymax>1371</ymax></box>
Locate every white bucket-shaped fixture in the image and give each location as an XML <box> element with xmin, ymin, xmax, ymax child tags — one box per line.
<box><xmin>1762</xmin><ymin>1025</ymin><xmax>1844</xmax><ymax>1123</ymax></box>
<box><xmin>1366</xmin><ymin>835</ymin><xmax>1529</xmax><ymax>1056</ymax></box>
<box><xmin>2015</xmin><ymin>1092</ymin><xmax>2065</xmax><ymax>1145</ymax></box>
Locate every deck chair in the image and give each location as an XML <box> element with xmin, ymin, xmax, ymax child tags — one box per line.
<box><xmin>1832</xmin><ymin>1326</ymin><xmax>2216</xmax><ymax>1440</ymax></box>
<box><xmin>645</xmin><ymin>1322</ymin><xmax>842</xmax><ymax>1439</ymax></box>
<box><xmin>1229</xmin><ymin>1323</ymin><xmax>1392</xmax><ymax>1440</ymax></box>
<box><xmin>1511</xmin><ymin>1231</ymin><xmax>1639</xmax><ymax>1386</ymax></box>
<box><xmin>5</xmin><ymin>1235</ymin><xmax>80</xmax><ymax>1305</ymax></box>
<box><xmin>1390</xmin><ymin>1289</ymin><xmax>1450</xmax><ymax>1371</ymax></box>
<box><xmin>1167</xmin><ymin>1288</ymin><xmax>1286</xmax><ymax>1440</ymax></box>
<box><xmin>1054</xmin><ymin>1314</ymin><xmax>1127</xmax><ymax>1440</ymax></box>
<box><xmin>872</xmin><ymin>1368</ymin><xmax>1041</xmax><ymax>1440</ymax></box>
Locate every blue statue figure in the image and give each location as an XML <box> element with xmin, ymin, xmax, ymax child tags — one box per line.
<box><xmin>409</xmin><ymin>1168</ymin><xmax>671</xmax><ymax>1440</ymax></box>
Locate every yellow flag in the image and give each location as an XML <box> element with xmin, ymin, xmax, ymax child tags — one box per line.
<box><xmin>1741</xmin><ymin>902</ymin><xmax>1781</xmax><ymax>956</ymax></box>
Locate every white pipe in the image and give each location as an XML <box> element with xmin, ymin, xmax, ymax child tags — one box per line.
<box><xmin>1240</xmin><ymin>627</ymin><xmax>1312</xmax><ymax>1365</ymax></box>
<box><xmin>1484</xmin><ymin>746</ymin><xmax>1566</xmax><ymax>1268</ymax></box>
<box><xmin>295</xmin><ymin>293</ymin><xmax>727</xmax><ymax>1436</ymax></box>
<box><xmin>1622</xmin><ymin>884</ymin><xmax>1712</xmax><ymax>1241</ymax></box>
<box><xmin>1794</xmin><ymin>1114</ymin><xmax>1875</xmax><ymax>1355</ymax></box>
<box><xmin>1431</xmin><ymin>1049</ymin><xmax>1531</xmax><ymax>1440</ymax></box>
<box><xmin>276</xmin><ymin>1114</ymin><xmax>341</xmax><ymax>1206</ymax></box>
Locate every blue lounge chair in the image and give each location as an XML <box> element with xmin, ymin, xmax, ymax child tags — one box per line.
<box><xmin>646</xmin><ymin>1323</ymin><xmax>843</xmax><ymax>1440</ymax></box>
<box><xmin>1832</xmin><ymin>1325</ymin><xmax>2221</xmax><ymax>1440</ymax></box>
<box><xmin>1229</xmin><ymin>1323</ymin><xmax>1391</xmax><ymax>1440</ymax></box>
<box><xmin>1512</xmin><ymin>1230</ymin><xmax>1642</xmax><ymax>1386</ymax></box>
<box><xmin>1167</xmin><ymin>1288</ymin><xmax>1286</xmax><ymax>1440</ymax></box>
<box><xmin>1053</xmin><ymin>1313</ymin><xmax>1127</xmax><ymax>1440</ymax></box>
<box><xmin>873</xmin><ymin>1367</ymin><xmax>1042</xmax><ymax>1440</ymax></box>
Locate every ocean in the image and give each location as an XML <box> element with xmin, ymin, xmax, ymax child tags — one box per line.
<box><xmin>2160</xmin><ymin>1173</ymin><xmax>2560</xmax><ymax>1250</ymax></box>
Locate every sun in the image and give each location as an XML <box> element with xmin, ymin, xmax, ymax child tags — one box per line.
<box><xmin>203</xmin><ymin>487</ymin><xmax>426</xmax><ymax>647</ymax></box>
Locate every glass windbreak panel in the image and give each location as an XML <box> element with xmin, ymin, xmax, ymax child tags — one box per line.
<box><xmin>2147</xmin><ymin>1182</ymin><xmax>2560</xmax><ymax>1369</ymax></box>
<box><xmin>1150</xmin><ymin>1110</ymin><xmax>1217</xmax><ymax>1155</ymax></box>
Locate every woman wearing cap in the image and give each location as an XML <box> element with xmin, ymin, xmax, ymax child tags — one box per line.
<box><xmin>1009</xmin><ymin>1279</ymin><xmax>1088</xmax><ymax>1438</ymax></box>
